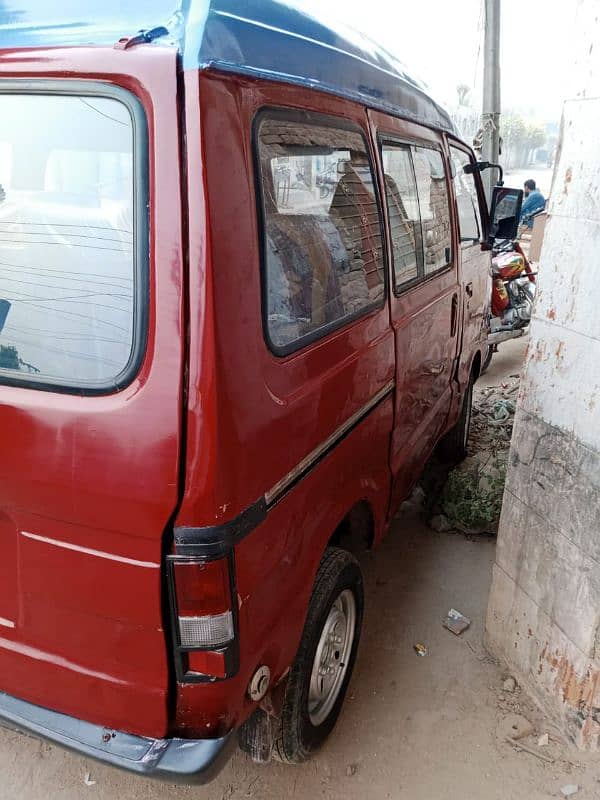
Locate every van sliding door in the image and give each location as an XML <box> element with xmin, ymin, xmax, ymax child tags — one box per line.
<box><xmin>368</xmin><ymin>109</ymin><xmax>461</xmax><ymax>508</ymax></box>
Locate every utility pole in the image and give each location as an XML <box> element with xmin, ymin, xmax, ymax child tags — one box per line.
<box><xmin>482</xmin><ymin>0</ymin><xmax>501</xmax><ymax>202</ymax></box>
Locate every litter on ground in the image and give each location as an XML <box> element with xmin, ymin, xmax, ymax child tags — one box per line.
<box><xmin>443</xmin><ymin>608</ymin><xmax>471</xmax><ymax>636</ymax></box>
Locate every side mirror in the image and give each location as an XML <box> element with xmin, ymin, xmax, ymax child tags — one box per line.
<box><xmin>489</xmin><ymin>186</ymin><xmax>524</xmax><ymax>242</ymax></box>
<box><xmin>463</xmin><ymin>160</ymin><xmax>504</xmax><ymax>185</ymax></box>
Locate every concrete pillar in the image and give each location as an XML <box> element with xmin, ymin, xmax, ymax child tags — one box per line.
<box><xmin>485</xmin><ymin>2</ymin><xmax>600</xmax><ymax>751</ymax></box>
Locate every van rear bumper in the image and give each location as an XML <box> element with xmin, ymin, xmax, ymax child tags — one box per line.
<box><xmin>0</xmin><ymin>690</ymin><xmax>234</xmax><ymax>783</ymax></box>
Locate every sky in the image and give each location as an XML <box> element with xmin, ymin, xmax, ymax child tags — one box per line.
<box><xmin>294</xmin><ymin>0</ymin><xmax>577</xmax><ymax>125</ymax></box>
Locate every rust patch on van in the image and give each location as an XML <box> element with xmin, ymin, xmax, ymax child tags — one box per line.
<box><xmin>547</xmin><ymin>307</ymin><xmax>557</xmax><ymax>320</ymax></box>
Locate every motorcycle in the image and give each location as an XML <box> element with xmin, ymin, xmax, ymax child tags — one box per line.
<box><xmin>316</xmin><ymin>165</ymin><xmax>338</xmax><ymax>199</ymax></box>
<box><xmin>482</xmin><ymin>238</ymin><xmax>536</xmax><ymax>373</ymax></box>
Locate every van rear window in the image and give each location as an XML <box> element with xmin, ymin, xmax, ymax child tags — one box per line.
<box><xmin>256</xmin><ymin>113</ymin><xmax>385</xmax><ymax>354</ymax></box>
<box><xmin>0</xmin><ymin>90</ymin><xmax>145</xmax><ymax>392</ymax></box>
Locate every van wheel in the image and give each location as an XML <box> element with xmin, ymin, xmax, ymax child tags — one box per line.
<box><xmin>481</xmin><ymin>345</ymin><xmax>494</xmax><ymax>375</ymax></box>
<box><xmin>274</xmin><ymin>548</ymin><xmax>363</xmax><ymax>764</ymax></box>
<box><xmin>439</xmin><ymin>376</ymin><xmax>473</xmax><ymax>463</ymax></box>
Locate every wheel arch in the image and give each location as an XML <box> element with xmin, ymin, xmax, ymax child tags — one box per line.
<box><xmin>327</xmin><ymin>500</ymin><xmax>375</xmax><ymax>555</ymax></box>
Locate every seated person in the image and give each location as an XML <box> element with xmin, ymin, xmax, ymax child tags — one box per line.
<box><xmin>519</xmin><ymin>179</ymin><xmax>545</xmax><ymax>228</ymax></box>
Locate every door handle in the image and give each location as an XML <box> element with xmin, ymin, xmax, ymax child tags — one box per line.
<box><xmin>450</xmin><ymin>293</ymin><xmax>458</xmax><ymax>337</ymax></box>
<box><xmin>465</xmin><ymin>282</ymin><xmax>474</xmax><ymax>297</ymax></box>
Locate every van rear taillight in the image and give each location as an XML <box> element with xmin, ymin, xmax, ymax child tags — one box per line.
<box><xmin>178</xmin><ymin>612</ymin><xmax>234</xmax><ymax>648</ymax></box>
<box><xmin>167</xmin><ymin>555</ymin><xmax>238</xmax><ymax>682</ymax></box>
<box><xmin>175</xmin><ymin>558</ymin><xmax>231</xmax><ymax>617</ymax></box>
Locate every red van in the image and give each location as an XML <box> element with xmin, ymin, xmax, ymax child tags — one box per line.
<box><xmin>0</xmin><ymin>0</ymin><xmax>521</xmax><ymax>783</ymax></box>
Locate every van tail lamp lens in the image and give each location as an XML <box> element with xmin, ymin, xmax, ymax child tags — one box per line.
<box><xmin>187</xmin><ymin>648</ymin><xmax>228</xmax><ymax>679</ymax></box>
<box><xmin>178</xmin><ymin>611</ymin><xmax>234</xmax><ymax>648</ymax></box>
<box><xmin>174</xmin><ymin>559</ymin><xmax>231</xmax><ymax>618</ymax></box>
<box><xmin>168</xmin><ymin>555</ymin><xmax>239</xmax><ymax>682</ymax></box>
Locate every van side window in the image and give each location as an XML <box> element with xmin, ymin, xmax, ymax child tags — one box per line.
<box><xmin>412</xmin><ymin>147</ymin><xmax>452</xmax><ymax>275</ymax></box>
<box><xmin>0</xmin><ymin>92</ymin><xmax>142</xmax><ymax>391</ymax></box>
<box><xmin>256</xmin><ymin>114</ymin><xmax>385</xmax><ymax>353</ymax></box>
<box><xmin>449</xmin><ymin>146</ymin><xmax>482</xmax><ymax>244</ymax></box>
<box><xmin>381</xmin><ymin>144</ymin><xmax>422</xmax><ymax>290</ymax></box>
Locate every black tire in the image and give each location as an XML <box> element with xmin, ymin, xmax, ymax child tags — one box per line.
<box><xmin>481</xmin><ymin>345</ymin><xmax>494</xmax><ymax>375</ymax></box>
<box><xmin>274</xmin><ymin>548</ymin><xmax>363</xmax><ymax>764</ymax></box>
<box><xmin>438</xmin><ymin>376</ymin><xmax>473</xmax><ymax>463</ymax></box>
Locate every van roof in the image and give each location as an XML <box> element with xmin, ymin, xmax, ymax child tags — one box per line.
<box><xmin>0</xmin><ymin>0</ymin><xmax>457</xmax><ymax>134</ymax></box>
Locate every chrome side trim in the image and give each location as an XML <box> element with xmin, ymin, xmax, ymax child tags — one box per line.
<box><xmin>265</xmin><ymin>380</ymin><xmax>395</xmax><ymax>506</ymax></box>
<box><xmin>171</xmin><ymin>380</ymin><xmax>395</xmax><ymax>558</ymax></box>
<box><xmin>20</xmin><ymin>531</ymin><xmax>159</xmax><ymax>569</ymax></box>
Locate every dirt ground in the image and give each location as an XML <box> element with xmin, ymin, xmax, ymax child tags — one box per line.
<box><xmin>478</xmin><ymin>335</ymin><xmax>529</xmax><ymax>390</ymax></box>
<box><xmin>0</xmin><ymin>335</ymin><xmax>597</xmax><ymax>799</ymax></box>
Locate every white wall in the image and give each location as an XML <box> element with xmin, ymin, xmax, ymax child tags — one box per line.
<box><xmin>486</xmin><ymin>0</ymin><xmax>600</xmax><ymax>750</ymax></box>
<box><xmin>520</xmin><ymin>95</ymin><xmax>600</xmax><ymax>452</ymax></box>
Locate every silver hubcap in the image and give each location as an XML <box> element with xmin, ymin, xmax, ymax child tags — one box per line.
<box><xmin>308</xmin><ymin>589</ymin><xmax>356</xmax><ymax>726</ymax></box>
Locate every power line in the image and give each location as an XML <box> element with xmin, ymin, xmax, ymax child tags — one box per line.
<box><xmin>4</xmin><ymin>287</ymin><xmax>132</xmax><ymax>303</ymax></box>
<box><xmin>5</xmin><ymin>324</ymin><xmax>125</xmax><ymax>345</ymax></box>
<box><xmin>4</xmin><ymin>335</ymin><xmax>123</xmax><ymax>367</ymax></box>
<box><xmin>0</xmin><ymin>221</ymin><xmax>133</xmax><ymax>235</ymax></box>
<box><xmin>0</xmin><ymin>274</ymin><xmax>132</xmax><ymax>296</ymax></box>
<box><xmin>0</xmin><ymin>236</ymin><xmax>132</xmax><ymax>253</ymax></box>
<box><xmin>12</xmin><ymin>301</ymin><xmax>130</xmax><ymax>333</ymax></box>
<box><xmin>0</xmin><ymin>259</ymin><xmax>133</xmax><ymax>284</ymax></box>
<box><xmin>0</xmin><ymin>228</ymin><xmax>131</xmax><ymax>245</ymax></box>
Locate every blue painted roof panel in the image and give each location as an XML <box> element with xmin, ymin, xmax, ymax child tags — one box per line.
<box><xmin>0</xmin><ymin>0</ymin><xmax>457</xmax><ymax>133</ymax></box>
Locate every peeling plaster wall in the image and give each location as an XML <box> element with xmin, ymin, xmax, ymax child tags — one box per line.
<box><xmin>486</xmin><ymin>4</ymin><xmax>600</xmax><ymax>750</ymax></box>
<box><xmin>487</xmin><ymin>410</ymin><xmax>600</xmax><ymax>749</ymax></box>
